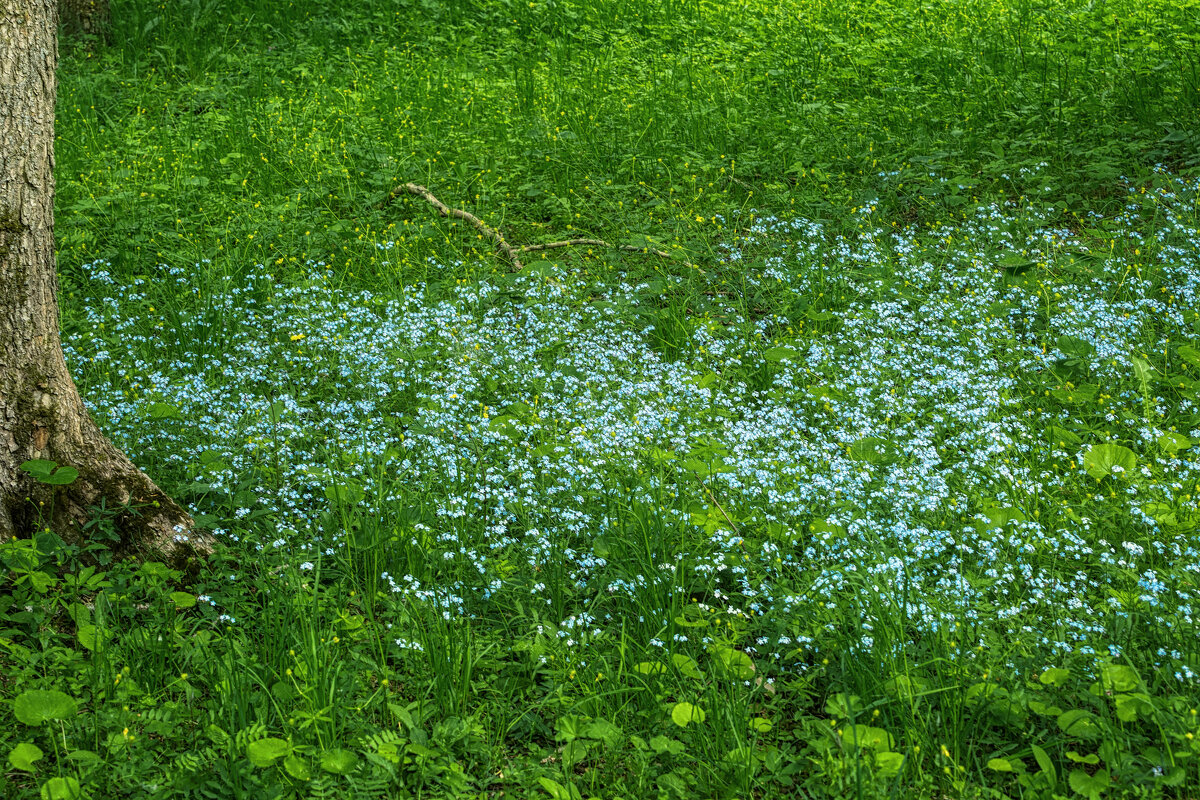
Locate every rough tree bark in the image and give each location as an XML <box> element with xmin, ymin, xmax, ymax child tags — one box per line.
<box><xmin>58</xmin><ymin>0</ymin><xmax>108</xmax><ymax>43</ymax></box>
<box><xmin>1</xmin><ymin>0</ymin><xmax>211</xmax><ymax>569</ymax></box>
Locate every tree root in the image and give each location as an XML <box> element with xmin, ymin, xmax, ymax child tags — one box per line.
<box><xmin>379</xmin><ymin>183</ymin><xmax>698</xmax><ymax>271</ymax></box>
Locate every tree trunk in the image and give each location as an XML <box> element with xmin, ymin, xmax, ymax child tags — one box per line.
<box><xmin>58</xmin><ymin>0</ymin><xmax>108</xmax><ymax>43</ymax></box>
<box><xmin>1</xmin><ymin>0</ymin><xmax>211</xmax><ymax>570</ymax></box>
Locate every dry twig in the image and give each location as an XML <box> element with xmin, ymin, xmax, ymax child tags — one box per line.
<box><xmin>379</xmin><ymin>183</ymin><xmax>697</xmax><ymax>271</ymax></box>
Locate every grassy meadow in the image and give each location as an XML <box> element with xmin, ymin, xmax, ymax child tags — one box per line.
<box><xmin>4</xmin><ymin>0</ymin><xmax>1200</xmax><ymax>796</ymax></box>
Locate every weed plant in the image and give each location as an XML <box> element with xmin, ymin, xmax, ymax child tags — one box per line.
<box><xmin>3</xmin><ymin>0</ymin><xmax>1200</xmax><ymax>798</ymax></box>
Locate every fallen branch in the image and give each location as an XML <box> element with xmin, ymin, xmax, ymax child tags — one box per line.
<box><xmin>379</xmin><ymin>183</ymin><xmax>697</xmax><ymax>271</ymax></box>
<box><xmin>380</xmin><ymin>182</ymin><xmax>525</xmax><ymax>269</ymax></box>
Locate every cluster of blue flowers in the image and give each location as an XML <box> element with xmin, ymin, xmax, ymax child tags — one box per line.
<box><xmin>63</xmin><ymin>170</ymin><xmax>1200</xmax><ymax>676</ymax></box>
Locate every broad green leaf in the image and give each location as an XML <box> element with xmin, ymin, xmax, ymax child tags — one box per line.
<box><xmin>9</xmin><ymin>742</ymin><xmax>43</xmax><ymax>772</ymax></box>
<box><xmin>1177</xmin><ymin>344</ymin><xmax>1200</xmax><ymax>368</ymax></box>
<box><xmin>537</xmin><ymin>777</ymin><xmax>578</xmax><ymax>800</ymax></box>
<box><xmin>1143</xmin><ymin>502</ymin><xmax>1179</xmax><ymax>526</ymax></box>
<box><xmin>670</xmin><ymin>702</ymin><xmax>706</xmax><ymax>728</ymax></box>
<box><xmin>965</xmin><ymin>682</ymin><xmax>998</xmax><ymax>703</ymax></box>
<box><xmin>672</xmin><ymin>605</ymin><xmax>709</xmax><ymax>628</ymax></box>
<box><xmin>1113</xmin><ymin>693</ymin><xmax>1153</xmax><ymax>723</ymax></box>
<box><xmin>555</xmin><ymin>715</ymin><xmax>586</xmax><ymax>742</ymax></box>
<box><xmin>648</xmin><ymin>735</ymin><xmax>685</xmax><ymax>755</ymax></box>
<box><xmin>139</xmin><ymin>560</ymin><xmax>177</xmax><ymax>581</ymax></box>
<box><xmin>67</xmin><ymin>603</ymin><xmax>90</xmax><ymax>627</ymax></box>
<box><xmin>1031</xmin><ymin>743</ymin><xmax>1056</xmax><ymax>787</ymax></box>
<box><xmin>1047</xmin><ymin>425</ymin><xmax>1082</xmax><ymax>446</ymax></box>
<box><xmin>0</xmin><ymin>539</ymin><xmax>39</xmax><ymax>571</ymax></box>
<box><xmin>977</xmin><ymin>505</ymin><xmax>1025</xmax><ymax>533</ymax></box>
<box><xmin>671</xmin><ymin>653</ymin><xmax>703</xmax><ymax>680</ymax></box>
<box><xmin>749</xmin><ymin>717</ymin><xmax>772</xmax><ymax>733</ymax></box>
<box><xmin>246</xmin><ymin>737</ymin><xmax>291</xmax><ymax>767</ymax></box>
<box><xmin>170</xmin><ymin>592</ymin><xmax>197</xmax><ymax>609</ymax></box>
<box><xmin>988</xmin><ymin>757</ymin><xmax>1014</xmax><ymax>772</ymax></box>
<box><xmin>271</xmin><ymin>681</ymin><xmax>296</xmax><ymax>703</ymax></box>
<box><xmin>1099</xmin><ymin>664</ymin><xmax>1139</xmax><ymax>692</ymax></box>
<box><xmin>591</xmin><ymin>536</ymin><xmax>611</xmax><ymax>559</ymax></box>
<box><xmin>19</xmin><ymin>460</ymin><xmax>56</xmax><ymax>479</ymax></box>
<box><xmin>324</xmin><ymin>481</ymin><xmax>364</xmax><ymax>505</ymax></box>
<box><xmin>646</xmin><ymin>447</ymin><xmax>676</xmax><ymax>465</ymax></box>
<box><xmin>583</xmin><ymin>719</ymin><xmax>622</xmax><ymax>749</ymax></box>
<box><xmin>39</xmin><ymin>776</ymin><xmax>83</xmax><ymax>800</ymax></box>
<box><xmin>29</xmin><ymin>572</ymin><xmax>56</xmax><ymax>593</ymax></box>
<box><xmin>1160</xmin><ymin>765</ymin><xmax>1187</xmax><ymax>786</ymax></box>
<box><xmin>523</xmin><ymin>260</ymin><xmax>557</xmax><ymax>278</ymax></box>
<box><xmin>14</xmin><ymin>690</ymin><xmax>78</xmax><ymax>726</ymax></box>
<box><xmin>319</xmin><ymin>748</ymin><xmax>358</xmax><ymax>775</ymax></box>
<box><xmin>266</xmin><ymin>400</ymin><xmax>289</xmax><ymax>425</ymax></box>
<box><xmin>1083</xmin><ymin>443</ymin><xmax>1136</xmax><ymax>480</ymax></box>
<box><xmin>763</xmin><ymin>346</ymin><xmax>800</xmax><ymax>362</ymax></box>
<box><xmin>824</xmin><ymin>693</ymin><xmax>862</xmax><ymax>719</ymax></box>
<box><xmin>846</xmin><ymin>436</ymin><xmax>888</xmax><ymax>463</ymax></box>
<box><xmin>1068</xmin><ymin>767</ymin><xmax>1109</xmax><ymax>799</ymax></box>
<box><xmin>711</xmin><ymin>646</ymin><xmax>755</xmax><ymax>680</ymax></box>
<box><xmin>1158</xmin><ymin>432</ymin><xmax>1192</xmax><ymax>453</ymax></box>
<box><xmin>807</xmin><ymin>383</ymin><xmax>843</xmax><ymax>401</ymax></box>
<box><xmin>488</xmin><ymin>414</ymin><xmax>524</xmax><ymax>442</ymax></box>
<box><xmin>1056</xmin><ymin>335</ymin><xmax>1095</xmax><ymax>358</ymax></box>
<box><xmin>336</xmin><ymin>613</ymin><xmax>364</xmax><ymax>632</ymax></box>
<box><xmin>1029</xmin><ymin>699</ymin><xmax>1064</xmax><ymax>716</ymax></box>
<box><xmin>1000</xmin><ymin>254</ymin><xmax>1036</xmax><ymax>273</ymax></box>
<box><xmin>1066</xmin><ymin>750</ymin><xmax>1099</xmax><ymax>765</ymax></box>
<box><xmin>1039</xmin><ymin>667</ymin><xmax>1071</xmax><ymax>687</ymax></box>
<box><xmin>875</xmin><ymin>750</ymin><xmax>904</xmax><ymax>776</ymax></box>
<box><xmin>633</xmin><ymin>661</ymin><xmax>665</xmax><ymax>676</ymax></box>
<box><xmin>147</xmin><ymin>402</ymin><xmax>183</xmax><ymax>420</ymax></box>
<box><xmin>76</xmin><ymin>624</ymin><xmax>106</xmax><ymax>652</ymax></box>
<box><xmin>1052</xmin><ymin>383</ymin><xmax>1098</xmax><ymax>404</ymax></box>
<box><xmin>66</xmin><ymin>749</ymin><xmax>97</xmax><ymax>767</ymax></box>
<box><xmin>1131</xmin><ymin>356</ymin><xmax>1154</xmax><ymax>384</ymax></box>
<box><xmin>283</xmin><ymin>754</ymin><xmax>312</xmax><ymax>780</ymax></box>
<box><xmin>39</xmin><ymin>466</ymin><xmax>78</xmax><ymax>486</ymax></box>
<box><xmin>1057</xmin><ymin>709</ymin><xmax>1101</xmax><ymax>739</ymax></box>
<box><xmin>561</xmin><ymin>739</ymin><xmax>589</xmax><ymax>763</ymax></box>
<box><xmin>810</xmin><ymin>518</ymin><xmax>847</xmax><ymax>539</ymax></box>
<box><xmin>840</xmin><ymin>724</ymin><xmax>893</xmax><ymax>751</ymax></box>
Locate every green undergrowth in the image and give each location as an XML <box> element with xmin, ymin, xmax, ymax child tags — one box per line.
<box><xmin>3</xmin><ymin>0</ymin><xmax>1200</xmax><ymax>797</ymax></box>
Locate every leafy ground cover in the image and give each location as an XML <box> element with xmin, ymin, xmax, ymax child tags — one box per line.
<box><xmin>4</xmin><ymin>0</ymin><xmax>1200</xmax><ymax>797</ymax></box>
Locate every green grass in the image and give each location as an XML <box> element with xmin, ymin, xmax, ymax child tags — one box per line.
<box><xmin>4</xmin><ymin>0</ymin><xmax>1200</xmax><ymax>797</ymax></box>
